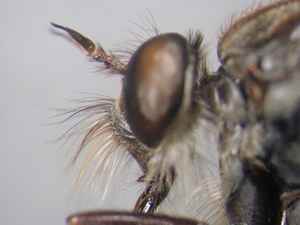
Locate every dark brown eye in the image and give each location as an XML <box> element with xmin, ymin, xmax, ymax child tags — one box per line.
<box><xmin>123</xmin><ymin>33</ymin><xmax>192</xmax><ymax>147</ymax></box>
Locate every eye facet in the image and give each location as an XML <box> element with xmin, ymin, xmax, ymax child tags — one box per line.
<box><xmin>123</xmin><ymin>33</ymin><xmax>193</xmax><ymax>147</ymax></box>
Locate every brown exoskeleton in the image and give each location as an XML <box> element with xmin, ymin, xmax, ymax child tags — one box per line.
<box><xmin>52</xmin><ymin>0</ymin><xmax>300</xmax><ymax>224</ymax></box>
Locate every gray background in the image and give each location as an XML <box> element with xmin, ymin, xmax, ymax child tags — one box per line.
<box><xmin>1</xmin><ymin>1</ymin><xmax>252</xmax><ymax>224</ymax></box>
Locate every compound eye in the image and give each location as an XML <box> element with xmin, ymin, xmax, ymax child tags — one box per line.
<box><xmin>123</xmin><ymin>33</ymin><xmax>189</xmax><ymax>147</ymax></box>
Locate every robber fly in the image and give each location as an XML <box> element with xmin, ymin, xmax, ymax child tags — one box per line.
<box><xmin>52</xmin><ymin>0</ymin><xmax>300</xmax><ymax>224</ymax></box>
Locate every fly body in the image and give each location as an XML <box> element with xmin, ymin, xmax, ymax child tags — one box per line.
<box><xmin>52</xmin><ymin>0</ymin><xmax>300</xmax><ymax>224</ymax></box>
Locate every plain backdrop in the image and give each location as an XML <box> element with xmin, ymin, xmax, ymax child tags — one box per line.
<box><xmin>1</xmin><ymin>1</ymin><xmax>254</xmax><ymax>224</ymax></box>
